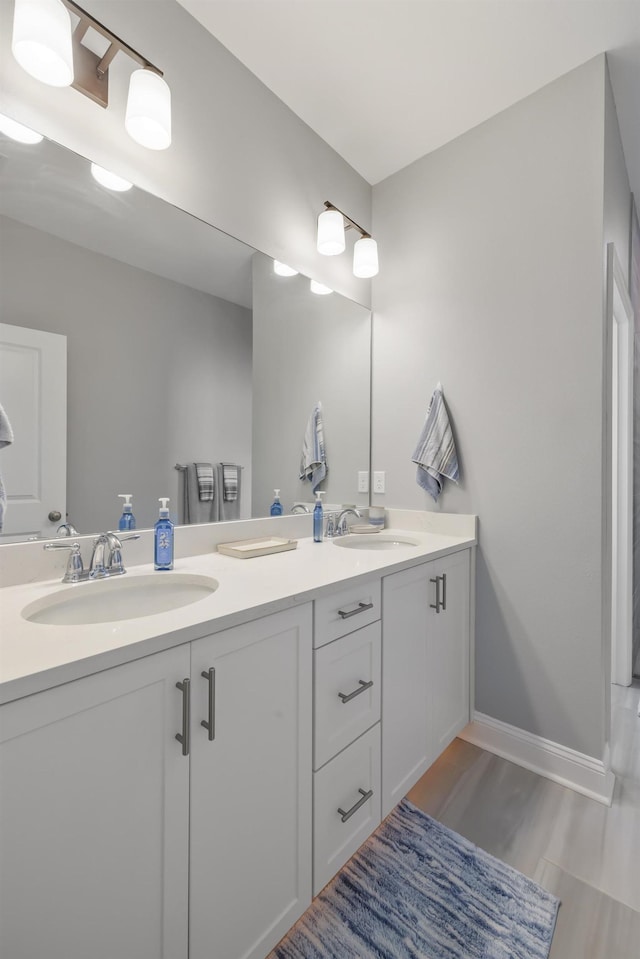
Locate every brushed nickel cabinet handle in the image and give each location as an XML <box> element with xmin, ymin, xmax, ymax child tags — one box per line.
<box><xmin>338</xmin><ymin>788</ymin><xmax>374</xmax><ymax>823</ymax></box>
<box><xmin>200</xmin><ymin>667</ymin><xmax>216</xmax><ymax>741</ymax></box>
<box><xmin>338</xmin><ymin>679</ymin><xmax>374</xmax><ymax>704</ymax></box>
<box><xmin>441</xmin><ymin>572</ymin><xmax>447</xmax><ymax>611</ymax></box>
<box><xmin>430</xmin><ymin>576</ymin><xmax>441</xmax><ymax>613</ymax></box>
<box><xmin>337</xmin><ymin>601</ymin><xmax>374</xmax><ymax>620</ymax></box>
<box><xmin>175</xmin><ymin>678</ymin><xmax>190</xmax><ymax>756</ymax></box>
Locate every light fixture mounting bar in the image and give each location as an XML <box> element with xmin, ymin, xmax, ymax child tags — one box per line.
<box><xmin>61</xmin><ymin>0</ymin><xmax>163</xmax><ymax>108</ymax></box>
<box><xmin>324</xmin><ymin>201</ymin><xmax>371</xmax><ymax>239</ymax></box>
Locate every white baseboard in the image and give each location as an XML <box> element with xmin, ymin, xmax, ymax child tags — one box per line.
<box><xmin>459</xmin><ymin>712</ymin><xmax>615</xmax><ymax>806</ymax></box>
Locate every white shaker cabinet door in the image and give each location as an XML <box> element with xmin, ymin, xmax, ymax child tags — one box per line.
<box><xmin>189</xmin><ymin>604</ymin><xmax>313</xmax><ymax>959</ymax></box>
<box><xmin>0</xmin><ymin>645</ymin><xmax>191</xmax><ymax>959</ymax></box>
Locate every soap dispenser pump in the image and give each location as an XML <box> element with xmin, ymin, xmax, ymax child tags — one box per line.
<box><xmin>117</xmin><ymin>494</ymin><xmax>136</xmax><ymax>531</ymax></box>
<box><xmin>154</xmin><ymin>498</ymin><xmax>174</xmax><ymax>570</ymax></box>
<box><xmin>313</xmin><ymin>491</ymin><xmax>325</xmax><ymax>543</ymax></box>
<box><xmin>270</xmin><ymin>489</ymin><xmax>283</xmax><ymax>516</ymax></box>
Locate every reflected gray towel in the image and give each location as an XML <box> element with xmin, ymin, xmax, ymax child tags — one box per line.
<box><xmin>195</xmin><ymin>462</ymin><xmax>214</xmax><ymax>502</ymax></box>
<box><xmin>299</xmin><ymin>401</ymin><xmax>327</xmax><ymax>492</ymax></box>
<box><xmin>0</xmin><ymin>402</ymin><xmax>14</xmax><ymax>532</ymax></box>
<box><xmin>411</xmin><ymin>383</ymin><xmax>459</xmax><ymax>501</ymax></box>
<box><xmin>182</xmin><ymin>463</ymin><xmax>216</xmax><ymax>524</ymax></box>
<box><xmin>216</xmin><ymin>463</ymin><xmax>242</xmax><ymax>521</ymax></box>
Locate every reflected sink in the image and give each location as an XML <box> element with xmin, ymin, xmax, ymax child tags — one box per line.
<box><xmin>333</xmin><ymin>534</ymin><xmax>420</xmax><ymax>551</ymax></box>
<box><xmin>22</xmin><ymin>573</ymin><xmax>219</xmax><ymax>626</ymax></box>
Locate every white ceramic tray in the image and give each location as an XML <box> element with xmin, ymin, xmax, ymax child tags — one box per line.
<box><xmin>217</xmin><ymin>537</ymin><xmax>298</xmax><ymax>559</ymax></box>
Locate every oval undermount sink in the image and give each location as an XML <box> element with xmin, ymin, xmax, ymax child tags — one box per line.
<box><xmin>22</xmin><ymin>573</ymin><xmax>219</xmax><ymax>626</ymax></box>
<box><xmin>333</xmin><ymin>534</ymin><xmax>420</xmax><ymax>551</ymax></box>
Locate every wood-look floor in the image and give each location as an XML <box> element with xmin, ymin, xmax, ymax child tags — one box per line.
<box><xmin>407</xmin><ymin>680</ymin><xmax>640</xmax><ymax>959</ymax></box>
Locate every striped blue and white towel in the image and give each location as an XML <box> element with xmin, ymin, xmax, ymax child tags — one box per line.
<box><xmin>411</xmin><ymin>383</ymin><xmax>459</xmax><ymax>501</ymax></box>
<box><xmin>299</xmin><ymin>401</ymin><xmax>327</xmax><ymax>492</ymax></box>
<box><xmin>221</xmin><ymin>463</ymin><xmax>239</xmax><ymax>502</ymax></box>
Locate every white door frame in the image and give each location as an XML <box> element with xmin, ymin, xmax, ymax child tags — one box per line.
<box><xmin>608</xmin><ymin>244</ymin><xmax>634</xmax><ymax>687</ymax></box>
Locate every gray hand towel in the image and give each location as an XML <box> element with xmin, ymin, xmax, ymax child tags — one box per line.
<box><xmin>411</xmin><ymin>383</ymin><xmax>459</xmax><ymax>501</ymax></box>
<box><xmin>216</xmin><ymin>463</ymin><xmax>242</xmax><ymax>521</ymax></box>
<box><xmin>181</xmin><ymin>463</ymin><xmax>216</xmax><ymax>524</ymax></box>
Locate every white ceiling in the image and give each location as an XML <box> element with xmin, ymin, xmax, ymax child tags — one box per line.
<box><xmin>177</xmin><ymin>0</ymin><xmax>640</xmax><ymax>201</ymax></box>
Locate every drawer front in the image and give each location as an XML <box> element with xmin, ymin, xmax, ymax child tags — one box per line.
<box><xmin>314</xmin><ymin>622</ymin><xmax>381</xmax><ymax>770</ymax></box>
<box><xmin>313</xmin><ymin>724</ymin><xmax>381</xmax><ymax>896</ymax></box>
<box><xmin>314</xmin><ymin>578</ymin><xmax>381</xmax><ymax>648</ymax></box>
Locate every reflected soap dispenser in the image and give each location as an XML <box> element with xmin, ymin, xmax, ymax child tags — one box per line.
<box><xmin>270</xmin><ymin>489</ymin><xmax>283</xmax><ymax>516</ymax></box>
<box><xmin>117</xmin><ymin>494</ymin><xmax>136</xmax><ymax>531</ymax></box>
<box><xmin>154</xmin><ymin>498</ymin><xmax>174</xmax><ymax>570</ymax></box>
<box><xmin>313</xmin><ymin>491</ymin><xmax>325</xmax><ymax>543</ymax></box>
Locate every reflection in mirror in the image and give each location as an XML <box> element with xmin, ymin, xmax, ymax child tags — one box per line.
<box><xmin>0</xmin><ymin>131</ymin><xmax>371</xmax><ymax>542</ymax></box>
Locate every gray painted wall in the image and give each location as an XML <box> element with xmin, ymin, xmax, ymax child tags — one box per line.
<box><xmin>0</xmin><ymin>0</ymin><xmax>371</xmax><ymax>306</ymax></box>
<box><xmin>251</xmin><ymin>253</ymin><xmax>371</xmax><ymax>518</ymax></box>
<box><xmin>371</xmin><ymin>57</ymin><xmax>622</xmax><ymax>760</ymax></box>
<box><xmin>1</xmin><ymin>216</ymin><xmax>252</xmax><ymax>532</ymax></box>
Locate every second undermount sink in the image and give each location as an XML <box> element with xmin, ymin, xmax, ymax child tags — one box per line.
<box><xmin>333</xmin><ymin>534</ymin><xmax>421</xmax><ymax>551</ymax></box>
<box><xmin>22</xmin><ymin>573</ymin><xmax>220</xmax><ymax>626</ymax></box>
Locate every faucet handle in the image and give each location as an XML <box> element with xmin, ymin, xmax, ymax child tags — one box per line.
<box><xmin>106</xmin><ymin>532</ymin><xmax>140</xmax><ymax>575</ymax></box>
<box><xmin>44</xmin><ymin>541</ymin><xmax>85</xmax><ymax>583</ymax></box>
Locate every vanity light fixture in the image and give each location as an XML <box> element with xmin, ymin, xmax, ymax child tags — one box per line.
<box><xmin>0</xmin><ymin>112</ymin><xmax>43</xmax><ymax>144</ymax></box>
<box><xmin>90</xmin><ymin>162</ymin><xmax>133</xmax><ymax>192</ymax></box>
<box><xmin>310</xmin><ymin>279</ymin><xmax>333</xmax><ymax>295</ymax></box>
<box><xmin>316</xmin><ymin>200</ymin><xmax>379</xmax><ymax>277</ymax></box>
<box><xmin>273</xmin><ymin>260</ymin><xmax>299</xmax><ymax>277</ymax></box>
<box><xmin>11</xmin><ymin>0</ymin><xmax>171</xmax><ymax>150</ymax></box>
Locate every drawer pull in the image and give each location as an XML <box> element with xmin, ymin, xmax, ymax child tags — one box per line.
<box><xmin>337</xmin><ymin>601</ymin><xmax>374</xmax><ymax>620</ymax></box>
<box><xmin>338</xmin><ymin>788</ymin><xmax>374</xmax><ymax>823</ymax></box>
<box><xmin>430</xmin><ymin>576</ymin><xmax>441</xmax><ymax>613</ymax></box>
<box><xmin>338</xmin><ymin>679</ymin><xmax>374</xmax><ymax>704</ymax></box>
<box><xmin>175</xmin><ymin>678</ymin><xmax>190</xmax><ymax>757</ymax></box>
<box><xmin>441</xmin><ymin>572</ymin><xmax>447</xmax><ymax>611</ymax></box>
<box><xmin>200</xmin><ymin>667</ymin><xmax>216</xmax><ymax>741</ymax></box>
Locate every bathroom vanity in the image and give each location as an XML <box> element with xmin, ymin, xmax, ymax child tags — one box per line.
<box><xmin>0</xmin><ymin>510</ymin><xmax>476</xmax><ymax>959</ymax></box>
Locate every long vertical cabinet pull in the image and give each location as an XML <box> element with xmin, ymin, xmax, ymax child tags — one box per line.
<box><xmin>175</xmin><ymin>678</ymin><xmax>191</xmax><ymax>756</ymax></box>
<box><xmin>441</xmin><ymin>573</ymin><xmax>447</xmax><ymax>611</ymax></box>
<box><xmin>429</xmin><ymin>576</ymin><xmax>441</xmax><ymax>613</ymax></box>
<box><xmin>200</xmin><ymin>667</ymin><xmax>216</xmax><ymax>741</ymax></box>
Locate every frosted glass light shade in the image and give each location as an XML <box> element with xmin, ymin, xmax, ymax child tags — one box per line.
<box><xmin>310</xmin><ymin>279</ymin><xmax>332</xmax><ymax>295</ymax></box>
<box><xmin>353</xmin><ymin>236</ymin><xmax>379</xmax><ymax>278</ymax></box>
<box><xmin>125</xmin><ymin>69</ymin><xmax>172</xmax><ymax>150</ymax></box>
<box><xmin>273</xmin><ymin>260</ymin><xmax>298</xmax><ymax>277</ymax></box>
<box><xmin>317</xmin><ymin>209</ymin><xmax>345</xmax><ymax>256</ymax></box>
<box><xmin>12</xmin><ymin>0</ymin><xmax>73</xmax><ymax>87</ymax></box>
<box><xmin>91</xmin><ymin>163</ymin><xmax>133</xmax><ymax>192</ymax></box>
<box><xmin>0</xmin><ymin>112</ymin><xmax>43</xmax><ymax>144</ymax></box>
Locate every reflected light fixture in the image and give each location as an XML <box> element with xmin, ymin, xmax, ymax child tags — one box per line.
<box><xmin>91</xmin><ymin>162</ymin><xmax>133</xmax><ymax>192</ymax></box>
<box><xmin>310</xmin><ymin>279</ymin><xmax>333</xmax><ymax>295</ymax></box>
<box><xmin>317</xmin><ymin>200</ymin><xmax>379</xmax><ymax>278</ymax></box>
<box><xmin>0</xmin><ymin>111</ymin><xmax>43</xmax><ymax>144</ymax></box>
<box><xmin>11</xmin><ymin>0</ymin><xmax>171</xmax><ymax>150</ymax></box>
<box><xmin>273</xmin><ymin>260</ymin><xmax>299</xmax><ymax>277</ymax></box>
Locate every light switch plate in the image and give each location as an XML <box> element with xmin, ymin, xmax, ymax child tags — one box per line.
<box><xmin>373</xmin><ymin>471</ymin><xmax>385</xmax><ymax>494</ymax></box>
<box><xmin>358</xmin><ymin>471</ymin><xmax>369</xmax><ymax>493</ymax></box>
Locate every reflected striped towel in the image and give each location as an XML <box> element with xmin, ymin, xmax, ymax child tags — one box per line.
<box><xmin>411</xmin><ymin>383</ymin><xmax>459</xmax><ymax>501</ymax></box>
<box><xmin>195</xmin><ymin>462</ymin><xmax>214</xmax><ymax>502</ymax></box>
<box><xmin>221</xmin><ymin>464</ymin><xmax>239</xmax><ymax>502</ymax></box>
<box><xmin>299</xmin><ymin>401</ymin><xmax>327</xmax><ymax>492</ymax></box>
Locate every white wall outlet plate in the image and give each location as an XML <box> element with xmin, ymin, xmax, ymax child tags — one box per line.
<box><xmin>373</xmin><ymin>471</ymin><xmax>385</xmax><ymax>494</ymax></box>
<box><xmin>358</xmin><ymin>471</ymin><xmax>369</xmax><ymax>493</ymax></box>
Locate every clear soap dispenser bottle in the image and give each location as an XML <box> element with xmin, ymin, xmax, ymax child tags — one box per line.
<box><xmin>154</xmin><ymin>498</ymin><xmax>174</xmax><ymax>570</ymax></box>
<box><xmin>118</xmin><ymin>494</ymin><xmax>136</xmax><ymax>531</ymax></box>
<box><xmin>313</xmin><ymin>491</ymin><xmax>325</xmax><ymax>543</ymax></box>
<box><xmin>270</xmin><ymin>489</ymin><xmax>283</xmax><ymax>516</ymax></box>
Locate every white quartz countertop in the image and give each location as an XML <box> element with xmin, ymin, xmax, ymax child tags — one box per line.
<box><xmin>0</xmin><ymin>517</ymin><xmax>476</xmax><ymax>705</ymax></box>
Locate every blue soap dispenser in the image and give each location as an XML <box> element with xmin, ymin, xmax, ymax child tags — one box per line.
<box><xmin>154</xmin><ymin>498</ymin><xmax>174</xmax><ymax>570</ymax></box>
<box><xmin>270</xmin><ymin>489</ymin><xmax>283</xmax><ymax>516</ymax></box>
<box><xmin>117</xmin><ymin>494</ymin><xmax>136</xmax><ymax>531</ymax></box>
<box><xmin>313</xmin><ymin>491</ymin><xmax>325</xmax><ymax>543</ymax></box>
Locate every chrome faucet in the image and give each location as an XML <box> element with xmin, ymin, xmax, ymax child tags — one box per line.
<box><xmin>291</xmin><ymin>504</ymin><xmax>311</xmax><ymax>514</ymax></box>
<box><xmin>57</xmin><ymin>522</ymin><xmax>79</xmax><ymax>537</ymax></box>
<box><xmin>90</xmin><ymin>531</ymin><xmax>140</xmax><ymax>579</ymax></box>
<box><xmin>44</xmin><ymin>541</ymin><xmax>86</xmax><ymax>583</ymax></box>
<box><xmin>334</xmin><ymin>508</ymin><xmax>361</xmax><ymax>536</ymax></box>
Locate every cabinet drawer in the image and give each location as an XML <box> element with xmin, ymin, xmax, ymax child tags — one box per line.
<box><xmin>313</xmin><ymin>724</ymin><xmax>381</xmax><ymax>896</ymax></box>
<box><xmin>314</xmin><ymin>578</ymin><xmax>381</xmax><ymax>648</ymax></box>
<box><xmin>314</xmin><ymin>622</ymin><xmax>381</xmax><ymax>770</ymax></box>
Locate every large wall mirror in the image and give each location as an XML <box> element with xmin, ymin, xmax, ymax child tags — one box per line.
<box><xmin>0</xmin><ymin>132</ymin><xmax>371</xmax><ymax>541</ymax></box>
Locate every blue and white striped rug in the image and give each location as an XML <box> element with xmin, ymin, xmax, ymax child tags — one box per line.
<box><xmin>272</xmin><ymin>799</ymin><xmax>559</xmax><ymax>959</ymax></box>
